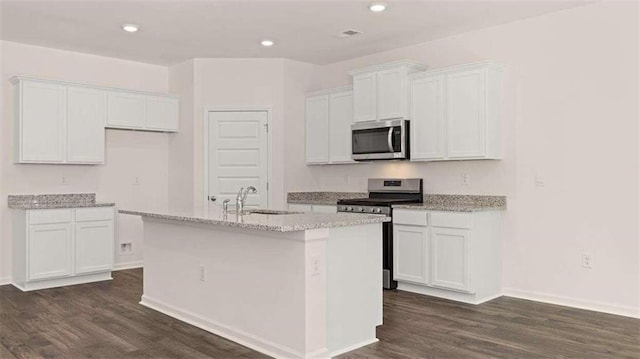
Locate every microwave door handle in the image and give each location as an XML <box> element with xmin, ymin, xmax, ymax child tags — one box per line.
<box><xmin>387</xmin><ymin>128</ymin><xmax>394</xmax><ymax>152</ymax></box>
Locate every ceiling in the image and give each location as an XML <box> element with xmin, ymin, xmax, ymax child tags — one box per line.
<box><xmin>0</xmin><ymin>0</ymin><xmax>591</xmax><ymax>66</ymax></box>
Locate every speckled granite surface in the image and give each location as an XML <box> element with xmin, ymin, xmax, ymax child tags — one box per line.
<box><xmin>394</xmin><ymin>194</ymin><xmax>506</xmax><ymax>212</ymax></box>
<box><xmin>287</xmin><ymin>192</ymin><xmax>367</xmax><ymax>205</ymax></box>
<box><xmin>8</xmin><ymin>193</ymin><xmax>115</xmax><ymax>210</ymax></box>
<box><xmin>119</xmin><ymin>207</ymin><xmax>389</xmax><ymax>232</ymax></box>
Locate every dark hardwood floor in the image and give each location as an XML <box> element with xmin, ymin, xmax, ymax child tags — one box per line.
<box><xmin>1</xmin><ymin>269</ymin><xmax>638</xmax><ymax>359</ymax></box>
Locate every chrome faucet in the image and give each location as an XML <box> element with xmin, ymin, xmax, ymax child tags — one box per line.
<box><xmin>236</xmin><ymin>186</ymin><xmax>257</xmax><ymax>214</ymax></box>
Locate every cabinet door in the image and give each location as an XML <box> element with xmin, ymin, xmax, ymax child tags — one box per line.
<box><xmin>28</xmin><ymin>223</ymin><xmax>73</xmax><ymax>281</ymax></box>
<box><xmin>446</xmin><ymin>68</ymin><xmax>487</xmax><ymax>158</ymax></box>
<box><xmin>67</xmin><ymin>86</ymin><xmax>106</xmax><ymax>163</ymax></box>
<box><xmin>19</xmin><ymin>81</ymin><xmax>66</xmax><ymax>163</ymax></box>
<box><xmin>328</xmin><ymin>90</ymin><xmax>354</xmax><ymax>163</ymax></box>
<box><xmin>410</xmin><ymin>75</ymin><xmax>446</xmax><ymax>160</ymax></box>
<box><xmin>107</xmin><ymin>91</ymin><xmax>145</xmax><ymax>129</ymax></box>
<box><xmin>288</xmin><ymin>204</ymin><xmax>313</xmax><ymax>212</ymax></box>
<box><xmin>430</xmin><ymin>227</ymin><xmax>471</xmax><ymax>292</ymax></box>
<box><xmin>393</xmin><ymin>224</ymin><xmax>429</xmax><ymax>285</ymax></box>
<box><xmin>305</xmin><ymin>95</ymin><xmax>330</xmax><ymax>164</ymax></box>
<box><xmin>312</xmin><ymin>205</ymin><xmax>337</xmax><ymax>214</ymax></box>
<box><xmin>75</xmin><ymin>220</ymin><xmax>114</xmax><ymax>274</ymax></box>
<box><xmin>376</xmin><ymin>67</ymin><xmax>405</xmax><ymax>120</ymax></box>
<box><xmin>145</xmin><ymin>95</ymin><xmax>179</xmax><ymax>132</ymax></box>
<box><xmin>353</xmin><ymin>73</ymin><xmax>376</xmax><ymax>122</ymax></box>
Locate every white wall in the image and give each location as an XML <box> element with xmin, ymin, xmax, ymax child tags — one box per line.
<box><xmin>0</xmin><ymin>41</ymin><xmax>172</xmax><ymax>277</ymax></box>
<box><xmin>168</xmin><ymin>58</ymin><xmax>317</xmax><ymax>211</ymax></box>
<box><xmin>283</xmin><ymin>2</ymin><xmax>640</xmax><ymax>316</ymax></box>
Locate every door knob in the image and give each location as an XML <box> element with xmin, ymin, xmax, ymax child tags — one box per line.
<box><xmin>209</xmin><ymin>195</ymin><xmax>217</xmax><ymax>202</ymax></box>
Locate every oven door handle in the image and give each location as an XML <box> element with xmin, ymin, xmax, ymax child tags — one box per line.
<box><xmin>387</xmin><ymin>128</ymin><xmax>394</xmax><ymax>153</ymax></box>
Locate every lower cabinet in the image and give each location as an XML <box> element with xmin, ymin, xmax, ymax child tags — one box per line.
<box><xmin>288</xmin><ymin>203</ymin><xmax>338</xmax><ymax>213</ymax></box>
<box><xmin>392</xmin><ymin>209</ymin><xmax>501</xmax><ymax>304</ymax></box>
<box><xmin>75</xmin><ymin>220</ymin><xmax>115</xmax><ymax>274</ymax></box>
<box><xmin>430</xmin><ymin>227</ymin><xmax>470</xmax><ymax>292</ymax></box>
<box><xmin>12</xmin><ymin>207</ymin><xmax>115</xmax><ymax>291</ymax></box>
<box><xmin>28</xmin><ymin>223</ymin><xmax>73</xmax><ymax>281</ymax></box>
<box><xmin>393</xmin><ymin>224</ymin><xmax>429</xmax><ymax>285</ymax></box>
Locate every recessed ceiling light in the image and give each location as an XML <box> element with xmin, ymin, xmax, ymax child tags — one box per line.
<box><xmin>122</xmin><ymin>24</ymin><xmax>139</xmax><ymax>33</ymax></box>
<box><xmin>369</xmin><ymin>3</ymin><xmax>387</xmax><ymax>12</ymax></box>
<box><xmin>261</xmin><ymin>40</ymin><xmax>274</xmax><ymax>47</ymax></box>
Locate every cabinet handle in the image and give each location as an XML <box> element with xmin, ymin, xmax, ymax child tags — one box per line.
<box><xmin>209</xmin><ymin>196</ymin><xmax>217</xmax><ymax>202</ymax></box>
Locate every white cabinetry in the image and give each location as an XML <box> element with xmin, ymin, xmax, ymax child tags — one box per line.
<box><xmin>393</xmin><ymin>224</ymin><xmax>429</xmax><ymax>285</ymax></box>
<box><xmin>392</xmin><ymin>208</ymin><xmax>501</xmax><ymax>304</ymax></box>
<box><xmin>145</xmin><ymin>95</ymin><xmax>180</xmax><ymax>131</ymax></box>
<box><xmin>410</xmin><ymin>62</ymin><xmax>503</xmax><ymax>161</ymax></box>
<box><xmin>305</xmin><ymin>94</ymin><xmax>330</xmax><ymax>164</ymax></box>
<box><xmin>107</xmin><ymin>91</ymin><xmax>145</xmax><ymax>129</ymax></box>
<box><xmin>14</xmin><ymin>80</ymin><xmax>67</xmax><ymax>163</ymax></box>
<box><xmin>12</xmin><ymin>76</ymin><xmax>179</xmax><ymax>165</ymax></box>
<box><xmin>288</xmin><ymin>203</ymin><xmax>337</xmax><ymax>213</ymax></box>
<box><xmin>305</xmin><ymin>87</ymin><xmax>355</xmax><ymax>165</ymax></box>
<box><xmin>12</xmin><ymin>207</ymin><xmax>115</xmax><ymax>291</ymax></box>
<box><xmin>67</xmin><ymin>86</ymin><xmax>106</xmax><ymax>163</ymax></box>
<box><xmin>28</xmin><ymin>222</ymin><xmax>73</xmax><ymax>280</ymax></box>
<box><xmin>350</xmin><ymin>60</ymin><xmax>426</xmax><ymax>122</ymax></box>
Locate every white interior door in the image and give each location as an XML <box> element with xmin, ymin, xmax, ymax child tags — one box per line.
<box><xmin>207</xmin><ymin>111</ymin><xmax>269</xmax><ymax>208</ymax></box>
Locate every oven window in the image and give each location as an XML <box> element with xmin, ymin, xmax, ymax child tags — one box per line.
<box><xmin>353</xmin><ymin>127</ymin><xmax>401</xmax><ymax>154</ymax></box>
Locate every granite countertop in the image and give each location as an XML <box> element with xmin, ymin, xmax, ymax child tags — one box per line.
<box><xmin>119</xmin><ymin>207</ymin><xmax>390</xmax><ymax>232</ymax></box>
<box><xmin>393</xmin><ymin>194</ymin><xmax>506</xmax><ymax>212</ymax></box>
<box><xmin>8</xmin><ymin>193</ymin><xmax>115</xmax><ymax>210</ymax></box>
<box><xmin>287</xmin><ymin>192</ymin><xmax>367</xmax><ymax>205</ymax></box>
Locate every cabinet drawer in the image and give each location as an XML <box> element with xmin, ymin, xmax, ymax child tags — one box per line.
<box><xmin>430</xmin><ymin>212</ymin><xmax>471</xmax><ymax>229</ymax></box>
<box><xmin>393</xmin><ymin>210</ymin><xmax>428</xmax><ymax>226</ymax></box>
<box><xmin>75</xmin><ymin>207</ymin><xmax>114</xmax><ymax>222</ymax></box>
<box><xmin>28</xmin><ymin>209</ymin><xmax>72</xmax><ymax>225</ymax></box>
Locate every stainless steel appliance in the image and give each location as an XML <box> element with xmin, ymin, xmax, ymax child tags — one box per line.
<box><xmin>351</xmin><ymin>119</ymin><xmax>410</xmax><ymax>161</ymax></box>
<box><xmin>337</xmin><ymin>178</ymin><xmax>423</xmax><ymax>289</ymax></box>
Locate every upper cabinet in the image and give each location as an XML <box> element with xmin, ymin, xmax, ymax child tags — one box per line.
<box><xmin>350</xmin><ymin>60</ymin><xmax>427</xmax><ymax>123</ymax></box>
<box><xmin>305</xmin><ymin>94</ymin><xmax>330</xmax><ymax>164</ymax></box>
<box><xmin>105</xmin><ymin>92</ymin><xmax>180</xmax><ymax>132</ymax></box>
<box><xmin>410</xmin><ymin>62</ymin><xmax>503</xmax><ymax>161</ymax></box>
<box><xmin>305</xmin><ymin>87</ymin><xmax>355</xmax><ymax>165</ymax></box>
<box><xmin>11</xmin><ymin>77</ymin><xmax>180</xmax><ymax>165</ymax></box>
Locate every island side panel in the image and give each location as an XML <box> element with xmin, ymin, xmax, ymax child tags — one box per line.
<box><xmin>326</xmin><ymin>223</ymin><xmax>383</xmax><ymax>356</ymax></box>
<box><xmin>140</xmin><ymin>218</ymin><xmax>326</xmax><ymax>358</ymax></box>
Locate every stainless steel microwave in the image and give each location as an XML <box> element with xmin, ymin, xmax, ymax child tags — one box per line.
<box><xmin>351</xmin><ymin>119</ymin><xmax>409</xmax><ymax>161</ymax></box>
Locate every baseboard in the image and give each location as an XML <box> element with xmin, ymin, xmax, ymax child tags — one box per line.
<box><xmin>0</xmin><ymin>276</ymin><xmax>12</xmax><ymax>286</ymax></box>
<box><xmin>503</xmin><ymin>288</ymin><xmax>640</xmax><ymax>319</ymax></box>
<box><xmin>112</xmin><ymin>261</ymin><xmax>143</xmax><ymax>271</ymax></box>
<box><xmin>140</xmin><ymin>295</ymin><xmax>329</xmax><ymax>359</ymax></box>
<box><xmin>327</xmin><ymin>338</ymin><xmax>378</xmax><ymax>358</ymax></box>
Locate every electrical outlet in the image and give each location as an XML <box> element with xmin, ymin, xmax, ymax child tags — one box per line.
<box><xmin>134</xmin><ymin>176</ymin><xmax>141</xmax><ymax>186</ymax></box>
<box><xmin>461</xmin><ymin>173</ymin><xmax>470</xmax><ymax>186</ymax></box>
<box><xmin>199</xmin><ymin>265</ymin><xmax>207</xmax><ymax>282</ymax></box>
<box><xmin>535</xmin><ymin>175</ymin><xmax>545</xmax><ymax>187</ymax></box>
<box><xmin>582</xmin><ymin>253</ymin><xmax>593</xmax><ymax>269</ymax></box>
<box><xmin>120</xmin><ymin>243</ymin><xmax>132</xmax><ymax>253</ymax></box>
<box><xmin>311</xmin><ymin>256</ymin><xmax>321</xmax><ymax>276</ymax></box>
<box><xmin>61</xmin><ymin>176</ymin><xmax>68</xmax><ymax>185</ymax></box>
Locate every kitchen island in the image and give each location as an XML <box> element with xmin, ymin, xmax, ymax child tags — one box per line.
<box><xmin>119</xmin><ymin>207</ymin><xmax>389</xmax><ymax>359</ymax></box>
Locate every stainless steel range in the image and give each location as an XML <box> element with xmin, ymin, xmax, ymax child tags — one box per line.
<box><xmin>338</xmin><ymin>178</ymin><xmax>423</xmax><ymax>289</ymax></box>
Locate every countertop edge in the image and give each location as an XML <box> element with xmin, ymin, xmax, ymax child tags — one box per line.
<box><xmin>8</xmin><ymin>202</ymin><xmax>116</xmax><ymax>210</ymax></box>
<box><xmin>119</xmin><ymin>209</ymin><xmax>390</xmax><ymax>233</ymax></box>
<box><xmin>392</xmin><ymin>204</ymin><xmax>506</xmax><ymax>212</ymax></box>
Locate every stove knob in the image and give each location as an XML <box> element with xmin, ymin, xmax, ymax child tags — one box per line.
<box><xmin>369</xmin><ymin>208</ymin><xmax>375</xmax><ymax>213</ymax></box>
<box><xmin>375</xmin><ymin>208</ymin><xmax>382</xmax><ymax>214</ymax></box>
<box><xmin>347</xmin><ymin>206</ymin><xmax>353</xmax><ymax>211</ymax></box>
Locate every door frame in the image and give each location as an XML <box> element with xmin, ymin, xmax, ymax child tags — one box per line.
<box><xmin>203</xmin><ymin>107</ymin><xmax>272</xmax><ymax>208</ymax></box>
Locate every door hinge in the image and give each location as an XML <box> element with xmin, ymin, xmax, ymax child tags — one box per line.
<box><xmin>264</xmin><ymin>123</ymin><xmax>269</xmax><ymax>132</ymax></box>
